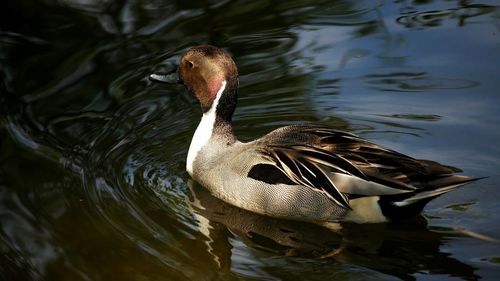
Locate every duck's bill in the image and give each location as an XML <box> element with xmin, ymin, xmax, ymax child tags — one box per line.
<box><xmin>149</xmin><ymin>72</ymin><xmax>179</xmax><ymax>84</ymax></box>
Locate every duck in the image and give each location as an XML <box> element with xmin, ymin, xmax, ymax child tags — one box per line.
<box><xmin>151</xmin><ymin>45</ymin><xmax>478</xmax><ymax>224</ymax></box>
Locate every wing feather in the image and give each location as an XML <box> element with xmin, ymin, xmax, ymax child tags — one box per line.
<box><xmin>267</xmin><ymin>145</ymin><xmax>351</xmax><ymax>209</ymax></box>
<box><xmin>246</xmin><ymin>124</ymin><xmax>474</xmax><ymax>210</ymax></box>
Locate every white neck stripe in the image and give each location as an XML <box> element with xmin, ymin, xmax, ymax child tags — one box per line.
<box><xmin>186</xmin><ymin>80</ymin><xmax>227</xmax><ymax>176</ymax></box>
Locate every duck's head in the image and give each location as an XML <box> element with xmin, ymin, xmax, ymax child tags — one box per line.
<box><xmin>178</xmin><ymin>45</ymin><xmax>239</xmax><ymax>113</ymax></box>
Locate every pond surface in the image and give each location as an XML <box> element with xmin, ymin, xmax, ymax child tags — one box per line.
<box><xmin>1</xmin><ymin>0</ymin><xmax>500</xmax><ymax>280</ymax></box>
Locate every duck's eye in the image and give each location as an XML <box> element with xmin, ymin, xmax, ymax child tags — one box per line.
<box><xmin>187</xmin><ymin>61</ymin><xmax>194</xmax><ymax>68</ymax></box>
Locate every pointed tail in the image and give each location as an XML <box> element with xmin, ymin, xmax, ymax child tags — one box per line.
<box><xmin>393</xmin><ymin>175</ymin><xmax>481</xmax><ymax>207</ymax></box>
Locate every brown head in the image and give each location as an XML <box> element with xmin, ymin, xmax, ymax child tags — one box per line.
<box><xmin>179</xmin><ymin>45</ymin><xmax>239</xmax><ymax>113</ymax></box>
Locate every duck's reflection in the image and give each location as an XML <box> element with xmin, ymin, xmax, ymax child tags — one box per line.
<box><xmin>187</xmin><ymin>180</ymin><xmax>479</xmax><ymax>280</ymax></box>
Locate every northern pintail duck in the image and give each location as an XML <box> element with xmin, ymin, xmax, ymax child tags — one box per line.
<box><xmin>153</xmin><ymin>45</ymin><xmax>477</xmax><ymax>223</ymax></box>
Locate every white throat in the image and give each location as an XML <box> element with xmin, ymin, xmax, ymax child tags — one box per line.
<box><xmin>186</xmin><ymin>80</ymin><xmax>227</xmax><ymax>176</ymax></box>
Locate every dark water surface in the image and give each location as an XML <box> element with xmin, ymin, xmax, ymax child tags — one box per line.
<box><xmin>1</xmin><ymin>0</ymin><xmax>500</xmax><ymax>280</ymax></box>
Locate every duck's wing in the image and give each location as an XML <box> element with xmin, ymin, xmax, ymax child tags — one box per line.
<box><xmin>259</xmin><ymin>144</ymin><xmax>365</xmax><ymax>209</ymax></box>
<box><xmin>298</xmin><ymin>126</ymin><xmax>467</xmax><ymax>187</ymax></box>
<box><xmin>247</xmin><ymin>125</ymin><xmax>473</xmax><ymax>209</ymax></box>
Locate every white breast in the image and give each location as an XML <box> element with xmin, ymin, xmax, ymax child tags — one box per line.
<box><xmin>186</xmin><ymin>80</ymin><xmax>227</xmax><ymax>176</ymax></box>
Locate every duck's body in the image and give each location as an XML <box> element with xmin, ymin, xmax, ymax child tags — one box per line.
<box><xmin>160</xmin><ymin>45</ymin><xmax>477</xmax><ymax>223</ymax></box>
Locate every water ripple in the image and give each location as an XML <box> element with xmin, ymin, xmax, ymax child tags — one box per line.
<box><xmin>364</xmin><ymin>71</ymin><xmax>479</xmax><ymax>92</ymax></box>
<box><xmin>396</xmin><ymin>3</ymin><xmax>497</xmax><ymax>29</ymax></box>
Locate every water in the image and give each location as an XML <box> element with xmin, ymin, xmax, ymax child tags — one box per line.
<box><xmin>1</xmin><ymin>0</ymin><xmax>500</xmax><ymax>280</ymax></box>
